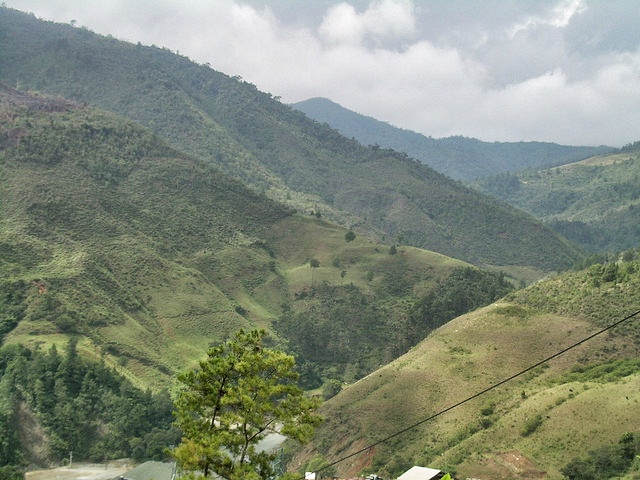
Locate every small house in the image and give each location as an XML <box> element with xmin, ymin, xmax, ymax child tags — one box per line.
<box><xmin>397</xmin><ymin>465</ymin><xmax>445</xmax><ymax>480</ymax></box>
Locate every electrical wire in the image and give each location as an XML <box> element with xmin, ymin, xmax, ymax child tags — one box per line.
<box><xmin>311</xmin><ymin>306</ymin><xmax>640</xmax><ymax>476</ymax></box>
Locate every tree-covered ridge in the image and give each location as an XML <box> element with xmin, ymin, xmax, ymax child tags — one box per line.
<box><xmin>292</xmin><ymin>97</ymin><xmax>612</xmax><ymax>181</ymax></box>
<box><xmin>508</xmin><ymin>248</ymin><xmax>640</xmax><ymax>341</ymax></box>
<box><xmin>275</xmin><ymin>267</ymin><xmax>513</xmax><ymax>386</ymax></box>
<box><xmin>0</xmin><ymin>84</ymin><xmax>292</xmax><ymax>246</ymax></box>
<box><xmin>0</xmin><ymin>7</ymin><xmax>582</xmax><ymax>272</ymax></box>
<box><xmin>0</xmin><ymin>86</ymin><xmax>293</xmax><ymax>378</ymax></box>
<box><xmin>620</xmin><ymin>140</ymin><xmax>640</xmax><ymax>153</ymax></box>
<box><xmin>0</xmin><ymin>339</ymin><xmax>179</xmax><ymax>471</ymax></box>
<box><xmin>473</xmin><ymin>149</ymin><xmax>640</xmax><ymax>253</ymax></box>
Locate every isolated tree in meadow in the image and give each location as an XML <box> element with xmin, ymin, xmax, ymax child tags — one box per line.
<box><xmin>172</xmin><ymin>329</ymin><xmax>322</xmax><ymax>480</ymax></box>
<box><xmin>309</xmin><ymin>258</ymin><xmax>320</xmax><ymax>287</ymax></box>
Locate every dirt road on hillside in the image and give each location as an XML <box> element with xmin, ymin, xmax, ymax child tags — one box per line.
<box><xmin>26</xmin><ymin>463</ymin><xmax>129</xmax><ymax>480</ymax></box>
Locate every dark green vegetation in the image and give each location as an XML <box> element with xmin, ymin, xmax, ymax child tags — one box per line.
<box><xmin>562</xmin><ymin>432</ymin><xmax>640</xmax><ymax>480</ymax></box>
<box><xmin>172</xmin><ymin>329</ymin><xmax>321</xmax><ymax>480</ymax></box>
<box><xmin>0</xmin><ymin>338</ymin><xmax>178</xmax><ymax>468</ymax></box>
<box><xmin>0</xmin><ymin>7</ymin><xmax>582</xmax><ymax>273</ymax></box>
<box><xmin>292</xmin><ymin>97</ymin><xmax>612</xmax><ymax>181</ymax></box>
<box><xmin>473</xmin><ymin>147</ymin><xmax>640</xmax><ymax>253</ymax></box>
<box><xmin>295</xmin><ymin>250</ymin><xmax>640</xmax><ymax>479</ymax></box>
<box><xmin>275</xmin><ymin>267</ymin><xmax>512</xmax><ymax>385</ymax></box>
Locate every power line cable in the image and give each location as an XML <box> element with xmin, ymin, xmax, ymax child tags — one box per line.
<box><xmin>311</xmin><ymin>307</ymin><xmax>640</xmax><ymax>476</ymax></box>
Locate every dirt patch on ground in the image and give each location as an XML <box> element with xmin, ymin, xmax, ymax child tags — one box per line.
<box><xmin>26</xmin><ymin>461</ymin><xmax>130</xmax><ymax>480</ymax></box>
<box><xmin>481</xmin><ymin>451</ymin><xmax>546</xmax><ymax>479</ymax></box>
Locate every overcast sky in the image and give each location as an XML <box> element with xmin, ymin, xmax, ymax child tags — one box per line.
<box><xmin>6</xmin><ymin>0</ymin><xmax>640</xmax><ymax>146</ymax></box>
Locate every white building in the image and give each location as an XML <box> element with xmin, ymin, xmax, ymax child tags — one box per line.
<box><xmin>397</xmin><ymin>465</ymin><xmax>444</xmax><ymax>480</ymax></box>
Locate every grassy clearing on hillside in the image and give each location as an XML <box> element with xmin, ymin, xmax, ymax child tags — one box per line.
<box><xmin>455</xmin><ymin>374</ymin><xmax>640</xmax><ymax>479</ymax></box>
<box><xmin>555</xmin><ymin>152</ymin><xmax>634</xmax><ymax>168</ymax></box>
<box><xmin>474</xmin><ymin>150</ymin><xmax>640</xmax><ymax>252</ymax></box>
<box><xmin>319</xmin><ymin>253</ymin><xmax>640</xmax><ymax>477</ymax></box>
<box><xmin>299</xmin><ymin>295</ymin><xmax>638</xmax><ymax>479</ymax></box>
<box><xmin>266</xmin><ymin>216</ymin><xmax>466</xmax><ymax>293</ymax></box>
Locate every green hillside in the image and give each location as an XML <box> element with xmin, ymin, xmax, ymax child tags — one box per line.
<box><xmin>0</xmin><ymin>84</ymin><xmax>291</xmax><ymax>385</ymax></box>
<box><xmin>0</xmin><ymin>7</ymin><xmax>582</xmax><ymax>274</ymax></box>
<box><xmin>473</xmin><ymin>148</ymin><xmax>640</xmax><ymax>253</ymax></box>
<box><xmin>293</xmin><ymin>252</ymin><xmax>640</xmax><ymax>480</ymax></box>
<box><xmin>4</xmin><ymin>7</ymin><xmax>638</xmax><ymax>478</ymax></box>
<box><xmin>0</xmin><ymin>84</ymin><xmax>523</xmax><ymax>470</ymax></box>
<box><xmin>0</xmin><ymin>84</ymin><xmax>516</xmax><ymax>387</ymax></box>
<box><xmin>292</xmin><ymin>97</ymin><xmax>613</xmax><ymax>181</ymax></box>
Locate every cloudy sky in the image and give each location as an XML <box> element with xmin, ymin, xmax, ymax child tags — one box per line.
<box><xmin>6</xmin><ymin>0</ymin><xmax>640</xmax><ymax>146</ymax></box>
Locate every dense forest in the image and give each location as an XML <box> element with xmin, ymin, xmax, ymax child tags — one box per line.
<box><xmin>0</xmin><ymin>339</ymin><xmax>179</xmax><ymax>477</ymax></box>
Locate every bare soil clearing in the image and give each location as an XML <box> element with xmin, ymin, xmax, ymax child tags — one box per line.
<box><xmin>26</xmin><ymin>462</ymin><xmax>129</xmax><ymax>480</ymax></box>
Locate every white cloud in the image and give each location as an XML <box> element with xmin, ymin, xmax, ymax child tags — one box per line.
<box><xmin>508</xmin><ymin>0</ymin><xmax>587</xmax><ymax>37</ymax></box>
<box><xmin>451</xmin><ymin>50</ymin><xmax>640</xmax><ymax>146</ymax></box>
<box><xmin>319</xmin><ymin>0</ymin><xmax>416</xmax><ymax>46</ymax></box>
<box><xmin>319</xmin><ymin>3</ymin><xmax>365</xmax><ymax>45</ymax></box>
<box><xmin>5</xmin><ymin>0</ymin><xmax>639</xmax><ymax>146</ymax></box>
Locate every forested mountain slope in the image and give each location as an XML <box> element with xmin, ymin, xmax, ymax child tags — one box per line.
<box><xmin>293</xmin><ymin>251</ymin><xmax>640</xmax><ymax>480</ymax></box>
<box><xmin>0</xmin><ymin>7</ymin><xmax>581</xmax><ymax>273</ymax></box>
<box><xmin>473</xmin><ymin>147</ymin><xmax>640</xmax><ymax>253</ymax></box>
<box><xmin>0</xmin><ymin>83</ymin><xmax>514</xmax><ymax>389</ymax></box>
<box><xmin>0</xmin><ymin>83</ymin><xmax>291</xmax><ymax>382</ymax></box>
<box><xmin>292</xmin><ymin>97</ymin><xmax>612</xmax><ymax>181</ymax></box>
<box><xmin>0</xmin><ymin>83</ymin><xmax>516</xmax><ymax>471</ymax></box>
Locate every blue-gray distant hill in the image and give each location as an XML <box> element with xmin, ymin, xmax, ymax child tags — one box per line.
<box><xmin>292</xmin><ymin>97</ymin><xmax>613</xmax><ymax>181</ymax></box>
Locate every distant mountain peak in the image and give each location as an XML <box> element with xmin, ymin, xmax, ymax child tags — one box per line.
<box><xmin>292</xmin><ymin>97</ymin><xmax>613</xmax><ymax>181</ymax></box>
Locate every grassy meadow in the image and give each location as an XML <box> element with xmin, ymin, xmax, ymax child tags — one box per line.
<box><xmin>293</xmin><ymin>252</ymin><xmax>640</xmax><ymax>479</ymax></box>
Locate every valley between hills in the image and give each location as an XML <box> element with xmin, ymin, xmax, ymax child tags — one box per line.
<box><xmin>1</xmin><ymin>6</ymin><xmax>639</xmax><ymax>480</ymax></box>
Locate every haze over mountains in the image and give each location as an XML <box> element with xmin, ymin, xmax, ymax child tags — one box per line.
<box><xmin>1</xmin><ymin>6</ymin><xmax>639</xmax><ymax>480</ymax></box>
<box><xmin>292</xmin><ymin>97</ymin><xmax>614</xmax><ymax>181</ymax></box>
<box><xmin>293</xmin><ymin>97</ymin><xmax>640</xmax><ymax>255</ymax></box>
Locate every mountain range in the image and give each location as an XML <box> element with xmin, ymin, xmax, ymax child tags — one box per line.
<box><xmin>0</xmin><ymin>81</ymin><xmax>514</xmax><ymax>387</ymax></box>
<box><xmin>0</xmin><ymin>7</ymin><xmax>581</xmax><ymax>277</ymax></box>
<box><xmin>292</xmin><ymin>97</ymin><xmax>613</xmax><ymax>181</ymax></box>
<box><xmin>1</xmin><ymin>6</ymin><xmax>639</xmax><ymax>480</ymax></box>
<box><xmin>292</xmin><ymin>96</ymin><xmax>640</xmax><ymax>255</ymax></box>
